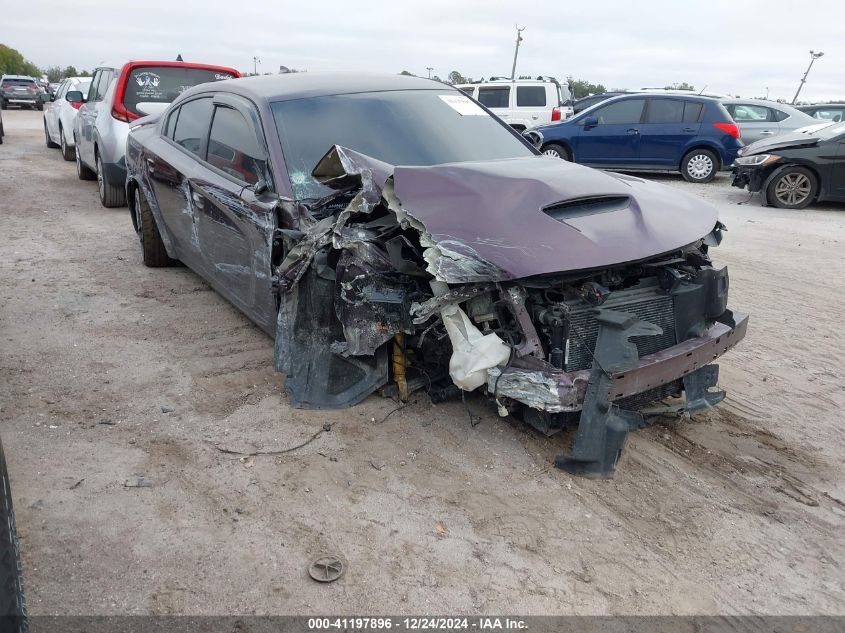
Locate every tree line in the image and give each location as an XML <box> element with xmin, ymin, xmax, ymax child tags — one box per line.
<box><xmin>1</xmin><ymin>43</ymin><xmax>92</xmax><ymax>81</ymax></box>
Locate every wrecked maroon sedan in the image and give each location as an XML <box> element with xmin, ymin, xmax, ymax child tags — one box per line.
<box><xmin>125</xmin><ymin>74</ymin><xmax>748</xmax><ymax>477</ymax></box>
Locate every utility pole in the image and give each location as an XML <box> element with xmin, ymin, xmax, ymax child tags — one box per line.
<box><xmin>426</xmin><ymin>67</ymin><xmax>433</xmax><ymax>79</ymax></box>
<box><xmin>510</xmin><ymin>25</ymin><xmax>525</xmax><ymax>80</ymax></box>
<box><xmin>253</xmin><ymin>56</ymin><xmax>261</xmax><ymax>75</ymax></box>
<box><xmin>792</xmin><ymin>50</ymin><xmax>823</xmax><ymax>104</ymax></box>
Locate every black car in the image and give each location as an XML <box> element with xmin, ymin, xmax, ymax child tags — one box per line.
<box><xmin>732</xmin><ymin>121</ymin><xmax>845</xmax><ymax>209</ymax></box>
<box><xmin>125</xmin><ymin>73</ymin><xmax>747</xmax><ymax>477</ymax></box>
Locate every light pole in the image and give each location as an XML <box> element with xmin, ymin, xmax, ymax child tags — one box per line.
<box><xmin>253</xmin><ymin>56</ymin><xmax>261</xmax><ymax>75</ymax></box>
<box><xmin>792</xmin><ymin>50</ymin><xmax>824</xmax><ymax>104</ymax></box>
<box><xmin>510</xmin><ymin>25</ymin><xmax>525</xmax><ymax>81</ymax></box>
<box><xmin>426</xmin><ymin>67</ymin><xmax>433</xmax><ymax>79</ymax></box>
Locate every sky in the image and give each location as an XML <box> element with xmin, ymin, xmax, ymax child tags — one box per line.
<box><xmin>5</xmin><ymin>0</ymin><xmax>844</xmax><ymax>102</ymax></box>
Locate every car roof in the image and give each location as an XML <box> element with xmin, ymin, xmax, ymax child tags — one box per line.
<box><xmin>194</xmin><ymin>72</ymin><xmax>448</xmax><ymax>102</ymax></box>
<box><xmin>1</xmin><ymin>75</ymin><xmax>36</xmax><ymax>80</ymax></box>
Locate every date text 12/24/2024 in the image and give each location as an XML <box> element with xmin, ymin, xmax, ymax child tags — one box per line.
<box><xmin>308</xmin><ymin>617</ymin><xmax>527</xmax><ymax>630</ymax></box>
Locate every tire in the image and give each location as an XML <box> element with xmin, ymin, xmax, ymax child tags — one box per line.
<box><xmin>681</xmin><ymin>149</ymin><xmax>718</xmax><ymax>183</ymax></box>
<box><xmin>96</xmin><ymin>153</ymin><xmax>126</xmax><ymax>208</ymax></box>
<box><xmin>542</xmin><ymin>143</ymin><xmax>571</xmax><ymax>161</ymax></box>
<box><xmin>59</xmin><ymin>127</ymin><xmax>74</xmax><ymax>161</ymax></box>
<box><xmin>44</xmin><ymin>121</ymin><xmax>58</xmax><ymax>149</ymax></box>
<box><xmin>36</xmin><ymin>102</ymin><xmax>43</xmax><ymax>112</ymax></box>
<box><xmin>0</xmin><ymin>100</ymin><xmax>6</xmax><ymax>110</ymax></box>
<box><xmin>766</xmin><ymin>166</ymin><xmax>818</xmax><ymax>210</ymax></box>
<box><xmin>134</xmin><ymin>186</ymin><xmax>176</xmax><ymax>267</ymax></box>
<box><xmin>0</xmin><ymin>121</ymin><xmax>4</xmax><ymax>145</ymax></box>
<box><xmin>0</xmin><ymin>438</ymin><xmax>27</xmax><ymax>633</ymax></box>
<box><xmin>74</xmin><ymin>137</ymin><xmax>96</xmax><ymax>181</ymax></box>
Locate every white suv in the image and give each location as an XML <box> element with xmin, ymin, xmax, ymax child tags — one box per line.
<box><xmin>457</xmin><ymin>77</ymin><xmax>573</xmax><ymax>130</ymax></box>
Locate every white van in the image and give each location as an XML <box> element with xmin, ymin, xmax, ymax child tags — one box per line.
<box><xmin>457</xmin><ymin>77</ymin><xmax>573</xmax><ymax>130</ymax></box>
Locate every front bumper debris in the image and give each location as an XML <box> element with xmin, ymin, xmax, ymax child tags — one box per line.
<box><xmin>489</xmin><ymin>310</ymin><xmax>748</xmax><ymax>478</ymax></box>
<box><xmin>731</xmin><ymin>165</ymin><xmax>765</xmax><ymax>192</ymax></box>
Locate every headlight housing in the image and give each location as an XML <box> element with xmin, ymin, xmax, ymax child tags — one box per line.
<box><xmin>734</xmin><ymin>154</ymin><xmax>781</xmax><ymax>166</ymax></box>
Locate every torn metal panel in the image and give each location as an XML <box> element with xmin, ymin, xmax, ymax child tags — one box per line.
<box><xmin>487</xmin><ymin>367</ymin><xmax>588</xmax><ymax>413</ymax></box>
<box><xmin>410</xmin><ymin>284</ymin><xmax>494</xmax><ymax>324</ymax></box>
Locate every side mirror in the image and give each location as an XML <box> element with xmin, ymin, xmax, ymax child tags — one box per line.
<box><xmin>522</xmin><ymin>130</ymin><xmax>544</xmax><ymax>150</ymax></box>
<box><xmin>252</xmin><ymin>178</ymin><xmax>270</xmax><ymax>196</ymax></box>
<box><xmin>66</xmin><ymin>90</ymin><xmax>84</xmax><ymax>104</ymax></box>
<box><xmin>583</xmin><ymin>116</ymin><xmax>598</xmax><ymax>129</ymax></box>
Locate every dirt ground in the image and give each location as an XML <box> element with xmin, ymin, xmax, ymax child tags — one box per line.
<box><xmin>0</xmin><ymin>109</ymin><xmax>842</xmax><ymax>616</ymax></box>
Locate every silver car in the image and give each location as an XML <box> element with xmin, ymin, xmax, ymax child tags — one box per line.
<box><xmin>721</xmin><ymin>99</ymin><xmax>817</xmax><ymax>144</ymax></box>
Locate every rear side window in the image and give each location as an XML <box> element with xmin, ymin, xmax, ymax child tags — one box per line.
<box><xmin>516</xmin><ymin>86</ymin><xmax>546</xmax><ymax>107</ymax></box>
<box><xmin>645</xmin><ymin>99</ymin><xmax>684</xmax><ymax>123</ymax></box>
<box><xmin>122</xmin><ymin>66</ymin><xmax>236</xmax><ymax>118</ymax></box>
<box><xmin>96</xmin><ymin>71</ymin><xmax>113</xmax><ymax>101</ymax></box>
<box><xmin>164</xmin><ymin>107</ymin><xmax>180</xmax><ymax>139</ymax></box>
<box><xmin>172</xmin><ymin>97</ymin><xmax>213</xmax><ymax>157</ymax></box>
<box><xmin>590</xmin><ymin>98</ymin><xmax>645</xmax><ymax>125</ymax></box>
<box><xmin>478</xmin><ymin>87</ymin><xmax>510</xmax><ymax>109</ymax></box>
<box><xmin>207</xmin><ymin>106</ymin><xmax>266</xmax><ymax>185</ymax></box>
<box><xmin>458</xmin><ymin>86</ymin><xmax>474</xmax><ymax>95</ymax></box>
<box><xmin>771</xmin><ymin>109</ymin><xmax>789</xmax><ymax>122</ymax></box>
<box><xmin>683</xmin><ymin>102</ymin><xmax>703</xmax><ymax>122</ymax></box>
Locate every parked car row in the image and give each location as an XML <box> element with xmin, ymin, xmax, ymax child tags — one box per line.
<box><xmin>41</xmin><ymin>60</ymin><xmax>240</xmax><ymax>207</ymax></box>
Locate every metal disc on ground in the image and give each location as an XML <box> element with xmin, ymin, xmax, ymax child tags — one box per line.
<box><xmin>308</xmin><ymin>556</ymin><xmax>344</xmax><ymax>582</ymax></box>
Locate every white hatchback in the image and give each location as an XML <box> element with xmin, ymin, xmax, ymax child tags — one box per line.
<box><xmin>457</xmin><ymin>77</ymin><xmax>573</xmax><ymax>130</ymax></box>
<box><xmin>43</xmin><ymin>76</ymin><xmax>91</xmax><ymax>161</ymax></box>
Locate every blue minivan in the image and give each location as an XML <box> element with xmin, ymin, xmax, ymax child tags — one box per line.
<box><xmin>530</xmin><ymin>94</ymin><xmax>743</xmax><ymax>183</ymax></box>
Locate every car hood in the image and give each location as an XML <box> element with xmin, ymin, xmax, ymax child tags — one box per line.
<box><xmin>391</xmin><ymin>156</ymin><xmax>718</xmax><ymax>281</ymax></box>
<box><xmin>739</xmin><ymin>130</ymin><xmax>822</xmax><ymax>156</ymax></box>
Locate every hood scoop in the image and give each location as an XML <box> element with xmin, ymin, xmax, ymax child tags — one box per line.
<box><xmin>543</xmin><ymin>196</ymin><xmax>630</xmax><ymax>222</ymax></box>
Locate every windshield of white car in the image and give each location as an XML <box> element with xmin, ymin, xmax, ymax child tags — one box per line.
<box><xmin>271</xmin><ymin>89</ymin><xmax>533</xmax><ymax>200</ymax></box>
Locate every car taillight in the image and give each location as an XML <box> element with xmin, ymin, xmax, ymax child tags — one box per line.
<box><xmin>70</xmin><ymin>101</ymin><xmax>83</xmax><ymax>110</ymax></box>
<box><xmin>111</xmin><ymin>100</ymin><xmax>139</xmax><ymax>123</ymax></box>
<box><xmin>1</xmin><ymin>83</ymin><xmax>9</xmax><ymax>89</ymax></box>
<box><xmin>713</xmin><ymin>122</ymin><xmax>740</xmax><ymax>139</ymax></box>
<box><xmin>551</xmin><ymin>107</ymin><xmax>561</xmax><ymax>121</ymax></box>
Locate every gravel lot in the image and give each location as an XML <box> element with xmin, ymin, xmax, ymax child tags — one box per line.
<box><xmin>1</xmin><ymin>108</ymin><xmax>843</xmax><ymax>616</ymax></box>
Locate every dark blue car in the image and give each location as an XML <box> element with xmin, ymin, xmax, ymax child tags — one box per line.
<box><xmin>530</xmin><ymin>94</ymin><xmax>743</xmax><ymax>183</ymax></box>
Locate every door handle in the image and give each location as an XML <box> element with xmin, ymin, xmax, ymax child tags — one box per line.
<box><xmin>760</xmin><ymin>130</ymin><xmax>775</xmax><ymax>135</ymax></box>
<box><xmin>627</xmin><ymin>128</ymin><xmax>640</xmax><ymax>135</ymax></box>
<box><xmin>682</xmin><ymin>127</ymin><xmax>696</xmax><ymax>132</ymax></box>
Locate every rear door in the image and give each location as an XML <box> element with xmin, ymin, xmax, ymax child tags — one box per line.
<box><xmin>77</xmin><ymin>69</ymin><xmax>114</xmax><ymax>167</ymax></box>
<box><xmin>191</xmin><ymin>95</ymin><xmax>277</xmax><ymax>325</ymax></box>
<box><xmin>146</xmin><ymin>96</ymin><xmax>214</xmax><ymax>271</ymax></box>
<box><xmin>726</xmin><ymin>103</ymin><xmax>779</xmax><ymax>144</ymax></box>
<box><xmin>45</xmin><ymin>80</ymin><xmax>66</xmax><ymax>140</ymax></box>
<box><xmin>638</xmin><ymin>98</ymin><xmax>702</xmax><ymax>166</ymax></box>
<box><xmin>477</xmin><ymin>85</ymin><xmax>511</xmax><ymax>125</ymax></box>
<box><xmin>574</xmin><ymin>98</ymin><xmax>645</xmax><ymax>165</ymax></box>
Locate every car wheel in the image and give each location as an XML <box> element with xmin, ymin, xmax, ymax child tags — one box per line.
<box><xmin>542</xmin><ymin>143</ymin><xmax>571</xmax><ymax>161</ymax></box>
<box><xmin>96</xmin><ymin>154</ymin><xmax>126</xmax><ymax>207</ymax></box>
<box><xmin>681</xmin><ymin>149</ymin><xmax>718</xmax><ymax>183</ymax></box>
<box><xmin>74</xmin><ymin>138</ymin><xmax>96</xmax><ymax>181</ymax></box>
<box><xmin>0</xmin><ymin>100</ymin><xmax>6</xmax><ymax>110</ymax></box>
<box><xmin>36</xmin><ymin>102</ymin><xmax>43</xmax><ymax>112</ymax></box>
<box><xmin>0</xmin><ymin>121</ymin><xmax>4</xmax><ymax>145</ymax></box>
<box><xmin>0</xmin><ymin>438</ymin><xmax>27</xmax><ymax>633</ymax></box>
<box><xmin>44</xmin><ymin>121</ymin><xmax>59</xmax><ymax>149</ymax></box>
<box><xmin>60</xmin><ymin>127</ymin><xmax>74</xmax><ymax>161</ymax></box>
<box><xmin>766</xmin><ymin>166</ymin><xmax>817</xmax><ymax>210</ymax></box>
<box><xmin>135</xmin><ymin>186</ymin><xmax>176</xmax><ymax>267</ymax></box>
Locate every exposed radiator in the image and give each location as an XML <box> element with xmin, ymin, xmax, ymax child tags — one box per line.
<box><xmin>563</xmin><ymin>286</ymin><xmax>677</xmax><ymax>372</ymax></box>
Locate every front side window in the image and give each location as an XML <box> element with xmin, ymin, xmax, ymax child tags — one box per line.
<box><xmin>477</xmin><ymin>87</ymin><xmax>510</xmax><ymax>109</ymax></box>
<box><xmin>272</xmin><ymin>89</ymin><xmax>532</xmax><ymax>199</ymax></box>
<box><xmin>207</xmin><ymin>106</ymin><xmax>266</xmax><ymax>185</ymax></box>
<box><xmin>645</xmin><ymin>99</ymin><xmax>684</xmax><ymax>123</ymax></box>
<box><xmin>55</xmin><ymin>80</ymin><xmax>68</xmax><ymax>100</ymax></box>
<box><xmin>516</xmin><ymin>86</ymin><xmax>546</xmax><ymax>107</ymax></box>
<box><xmin>86</xmin><ymin>72</ymin><xmax>101</xmax><ymax>102</ymax></box>
<box><xmin>587</xmin><ymin>98</ymin><xmax>645</xmax><ymax>125</ymax></box>
<box><xmin>164</xmin><ymin>106</ymin><xmax>180</xmax><ymax>139</ymax></box>
<box><xmin>172</xmin><ymin>97</ymin><xmax>213</xmax><ymax>157</ymax></box>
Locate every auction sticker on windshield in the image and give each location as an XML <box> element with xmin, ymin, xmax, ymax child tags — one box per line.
<box><xmin>438</xmin><ymin>94</ymin><xmax>486</xmax><ymax>116</ymax></box>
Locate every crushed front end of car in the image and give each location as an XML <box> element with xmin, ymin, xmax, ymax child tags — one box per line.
<box><xmin>272</xmin><ymin>147</ymin><xmax>748</xmax><ymax>477</ymax></box>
